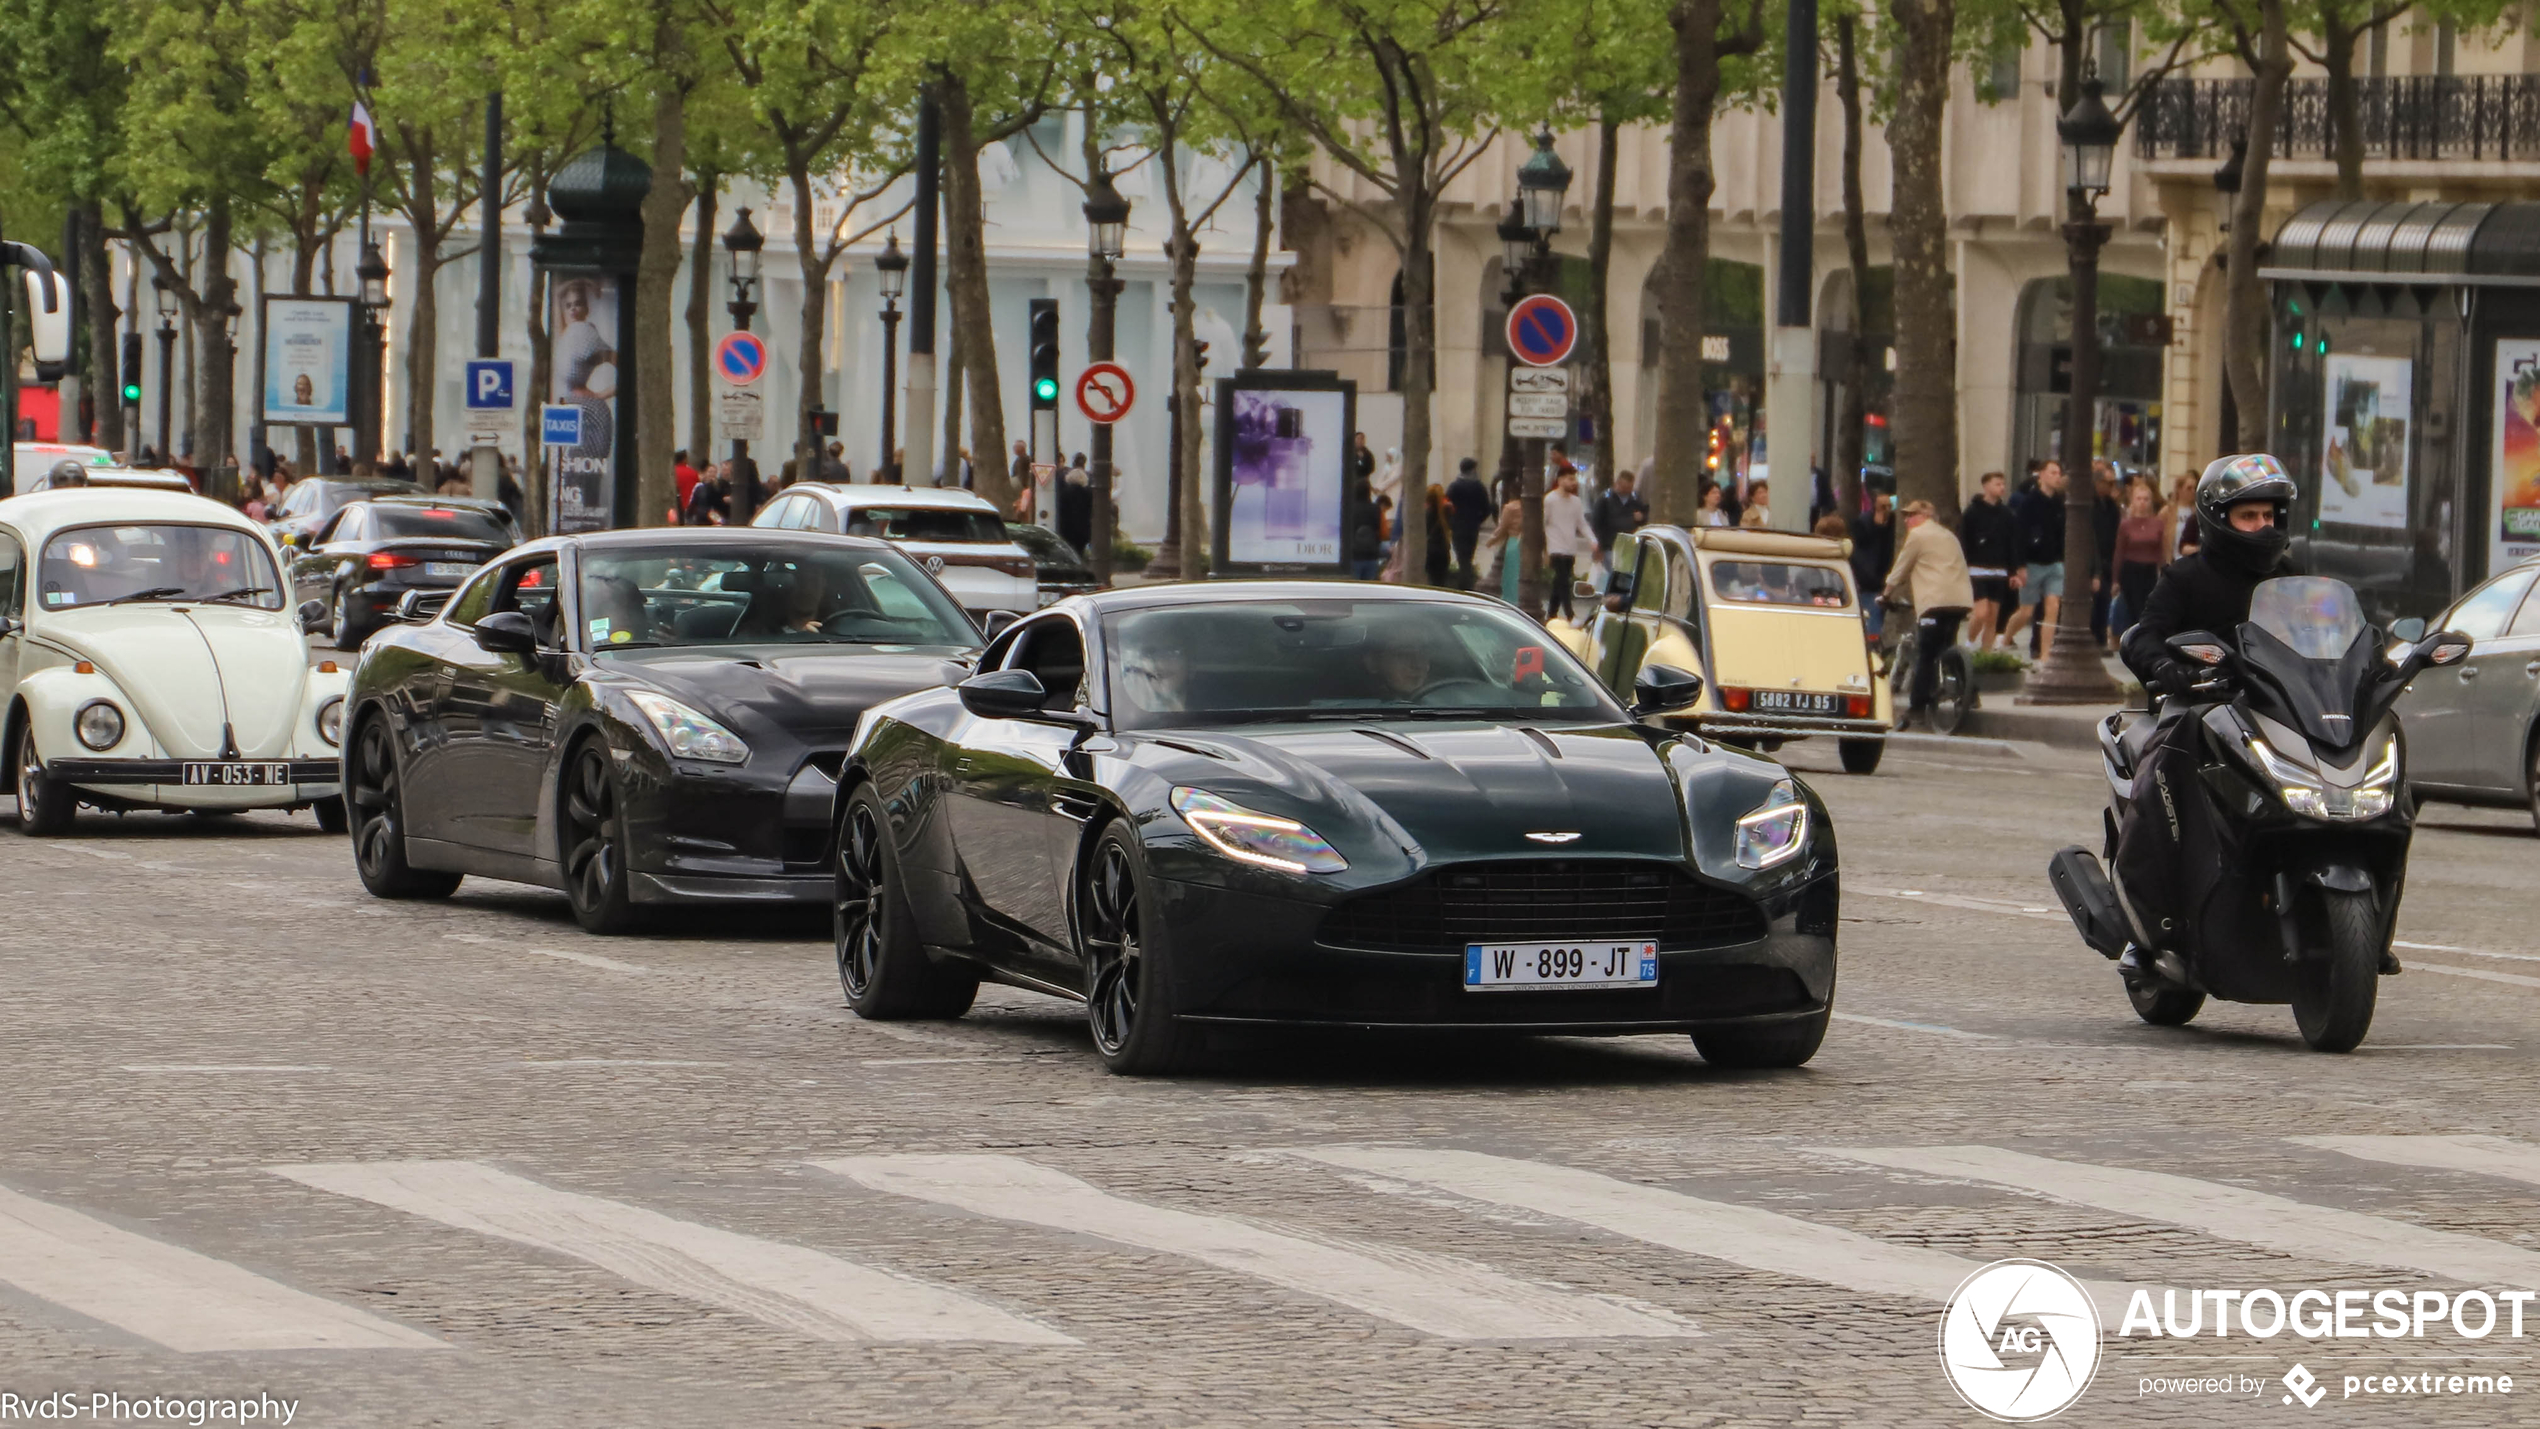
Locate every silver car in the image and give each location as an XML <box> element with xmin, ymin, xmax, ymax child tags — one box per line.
<box><xmin>2397</xmin><ymin>559</ymin><xmax>2540</xmax><ymax>824</ymax></box>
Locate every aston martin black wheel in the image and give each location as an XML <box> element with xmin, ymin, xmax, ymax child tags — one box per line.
<box><xmin>1691</xmin><ymin>1007</ymin><xmax>1830</xmax><ymax>1069</ymax></box>
<box><xmin>834</xmin><ymin>784</ymin><xmax>976</xmax><ymax>1019</ymax></box>
<box><xmin>560</xmin><ymin>743</ymin><xmax>638</xmax><ymax>934</ymax></box>
<box><xmin>12</xmin><ymin>724</ymin><xmax>74</xmax><ymax>836</ymax></box>
<box><xmin>348</xmin><ymin>718</ymin><xmax>459</xmax><ymax>898</ymax></box>
<box><xmin>1080</xmin><ymin>825</ymin><xmax>1202</xmax><ymax>1075</ymax></box>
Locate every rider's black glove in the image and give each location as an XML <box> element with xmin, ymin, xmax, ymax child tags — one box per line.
<box><xmin>2148</xmin><ymin>659</ymin><xmax>2199</xmax><ymax>701</ymax></box>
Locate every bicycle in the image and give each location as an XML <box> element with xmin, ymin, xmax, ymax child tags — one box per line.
<box><xmin>1881</xmin><ymin>597</ymin><xmax>1977</xmax><ymax>736</ymax></box>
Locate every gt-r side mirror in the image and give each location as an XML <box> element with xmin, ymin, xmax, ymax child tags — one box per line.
<box><xmin>295</xmin><ymin>599</ymin><xmax>328</xmax><ymax>633</ymax></box>
<box><xmin>958</xmin><ymin>669</ymin><xmax>1096</xmax><ymax>730</ymax></box>
<box><xmin>979</xmin><ymin>610</ymin><xmax>1021</xmax><ymax>640</ymax></box>
<box><xmin>394</xmin><ymin>588</ymin><xmax>451</xmax><ymax>623</ymax></box>
<box><xmin>1630</xmin><ymin>663</ymin><xmax>1703</xmax><ymax>717</ymax></box>
<box><xmin>473</xmin><ymin>610</ymin><xmax>538</xmax><ymax>655</ymax></box>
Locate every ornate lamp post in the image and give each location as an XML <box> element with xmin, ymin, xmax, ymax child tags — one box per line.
<box><xmin>218</xmin><ymin>303</ymin><xmax>242</xmax><ymax>497</ymax></box>
<box><xmin>722</xmin><ymin>206</ymin><xmax>763</xmax><ymax>520</ymax></box>
<box><xmin>1509</xmin><ymin>129</ymin><xmax>1572</xmax><ymax>613</ymax></box>
<box><xmin>2025</xmin><ymin>75</ymin><xmax>2125</xmax><ymax>704</ymax></box>
<box><xmin>354</xmin><ymin>240</ymin><xmax>391</xmax><ymax>465</ymax></box>
<box><xmin>874</xmin><ymin>230</ymin><xmax>908</xmax><ymax>481</ymax></box>
<box><xmin>152</xmin><ymin>277</ymin><xmax>177</xmax><ymax>465</ymax></box>
<box><xmin>1083</xmin><ymin>174</ymin><xmax>1129</xmax><ymax>583</ymax></box>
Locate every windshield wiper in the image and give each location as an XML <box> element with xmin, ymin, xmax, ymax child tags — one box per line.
<box><xmin>196</xmin><ymin>585</ymin><xmax>274</xmax><ymax>604</ymax></box>
<box><xmin>97</xmin><ymin>586</ymin><xmax>187</xmax><ymax>606</ymax></box>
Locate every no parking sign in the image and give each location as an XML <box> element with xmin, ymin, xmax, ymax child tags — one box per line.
<box><xmin>1506</xmin><ymin>294</ymin><xmax>1578</xmax><ymax>368</ymax></box>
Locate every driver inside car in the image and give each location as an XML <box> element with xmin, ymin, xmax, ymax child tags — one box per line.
<box><xmin>1115</xmin><ymin>620</ymin><xmax>1194</xmax><ymax>714</ymax></box>
<box><xmin>1362</xmin><ymin>622</ymin><xmax>1438</xmax><ymax>701</ymax></box>
<box><xmin>2109</xmin><ymin>452</ymin><xmax>2304</xmax><ymax>979</ymax></box>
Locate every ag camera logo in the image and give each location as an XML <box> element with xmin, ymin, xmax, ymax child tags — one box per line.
<box><xmin>1940</xmin><ymin>1259</ymin><xmax>2103</xmax><ymax>1421</ymax></box>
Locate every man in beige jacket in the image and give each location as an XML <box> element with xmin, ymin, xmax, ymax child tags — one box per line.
<box><xmin>1882</xmin><ymin>499</ymin><xmax>1976</xmax><ymax>727</ymax></box>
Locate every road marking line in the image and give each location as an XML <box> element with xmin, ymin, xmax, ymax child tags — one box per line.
<box><xmin>271</xmin><ymin>1161</ymin><xmax>1067</xmax><ymax>1344</ymax></box>
<box><xmin>119</xmin><ymin>1065</ymin><xmax>331</xmax><ymax>1073</ymax></box>
<box><xmin>0</xmin><ymin>1183</ymin><xmax>436</xmax><ymax>1352</ymax></box>
<box><xmin>817</xmin><ymin>1154</ymin><xmax>1692</xmax><ymax>1341</ymax></box>
<box><xmin>1831</xmin><ymin>1012</ymin><xmax>1999</xmax><ymax>1040</ymax></box>
<box><xmin>519</xmin><ymin>1060</ymin><xmax>726</xmax><ymax>1068</ymax></box>
<box><xmin>1286</xmin><ymin>1146</ymin><xmax>2137</xmax><ymax>1323</ymax></box>
<box><xmin>2295</xmin><ymin>1135</ymin><xmax>2540</xmax><ymax>1189</ymax></box>
<box><xmin>440</xmin><ymin>932</ymin><xmax>647</xmax><ymax>975</ymax></box>
<box><xmin>2396</xmin><ymin>940</ymin><xmax>2540</xmax><ymax>964</ymax></box>
<box><xmin>1860</xmin><ymin>888</ymin><xmax>2068</xmax><ymax>922</ymax></box>
<box><xmin>1821</xmin><ymin>1144</ymin><xmax>2540</xmax><ymax>1290</ymax></box>
<box><xmin>2411</xmin><ymin>962</ymin><xmax>2540</xmax><ymax>989</ymax></box>
<box><xmin>2358</xmin><ymin>1045</ymin><xmax>2514</xmax><ymax>1051</ymax></box>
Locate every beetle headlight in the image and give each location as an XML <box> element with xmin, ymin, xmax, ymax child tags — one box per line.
<box><xmin>315</xmin><ymin>696</ymin><xmax>345</xmax><ymax>748</ymax></box>
<box><xmin>625</xmin><ymin>691</ymin><xmax>749</xmax><ymax>764</ymax></box>
<box><xmin>75</xmin><ymin>700</ymin><xmax>126</xmax><ymax>751</ymax></box>
<box><xmin>1170</xmin><ymin>787</ymin><xmax>1348</xmax><ymax>874</ymax></box>
<box><xmin>1735</xmin><ymin>778</ymin><xmax>1811</xmax><ymax>870</ymax></box>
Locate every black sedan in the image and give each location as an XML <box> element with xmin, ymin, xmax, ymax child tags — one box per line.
<box><xmin>833</xmin><ymin>582</ymin><xmax>1839</xmax><ymax>1075</ymax></box>
<box><xmin>1006</xmin><ymin>521</ymin><xmax>1097</xmax><ymax>605</ymax></box>
<box><xmin>339</xmin><ymin>528</ymin><xmax>981</xmax><ymax>932</ymax></box>
<box><xmin>289</xmin><ymin>496</ymin><xmax>518</xmax><ymax>648</ymax></box>
<box><xmin>269</xmin><ymin>476</ymin><xmax>427</xmax><ymax>549</ymax></box>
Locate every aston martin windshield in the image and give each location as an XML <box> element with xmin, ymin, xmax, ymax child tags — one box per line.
<box><xmin>578</xmin><ymin>545</ymin><xmax>977</xmax><ymax>649</ymax></box>
<box><xmin>1105</xmin><ymin>599</ymin><xmax>1620</xmax><ymax>728</ymax></box>
<box><xmin>37</xmin><ymin>524</ymin><xmax>284</xmax><ymax>609</ymax></box>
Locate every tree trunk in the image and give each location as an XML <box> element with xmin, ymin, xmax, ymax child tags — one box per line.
<box><xmin>188</xmin><ymin>202</ymin><xmax>238</xmax><ymax>483</ymax></box>
<box><xmin>936</xmin><ymin>76</ymin><xmax>1011</xmax><ymax>510</ymax></box>
<box><xmin>940</xmin><ymin>328</ymin><xmax>965</xmax><ymax>488</ymax></box>
<box><xmin>396</xmin><ymin>133</ymin><xmax>443</xmax><ymax>466</ymax></box>
<box><xmin>1828</xmin><ymin>18</ymin><xmax>1870</xmax><ymax>521</ymax></box>
<box><xmin>522</xmin><ymin>178</ymin><xmax>553</xmax><ymax>534</ymax></box>
<box><xmin>2323</xmin><ymin>22</ymin><xmax>2364</xmax><ymax>201</ymax></box>
<box><xmin>1889</xmin><ymin>0</ymin><xmax>1958</xmax><ymax>522</ymax></box>
<box><xmin>2226</xmin><ymin>1</ymin><xmax>2292</xmax><ymax>452</ymax></box>
<box><xmin>1580</xmin><ymin>117</ymin><xmax>1619</xmax><ymax>478</ymax></box>
<box><xmin>1396</xmin><ymin>217</ymin><xmax>1433</xmax><ymax>589</ymax></box>
<box><xmin>1171</xmin><ymin>229</ymin><xmax>1206</xmax><ymax>575</ymax></box>
<box><xmin>636</xmin><ymin>66</ymin><xmax>696</xmax><ymax>527</ymax></box>
<box><xmin>686</xmin><ymin>177</ymin><xmax>717</xmax><ymax>466</ymax></box>
<box><xmin>788</xmin><ymin>164</ymin><xmax>838</xmax><ymax>478</ymax></box>
<box><xmin>1241</xmin><ymin>165</ymin><xmax>1274</xmax><ymax>370</ymax></box>
<box><xmin>78</xmin><ymin>202</ymin><xmax>121</xmax><ymax>453</ymax></box>
<box><xmin>1652</xmin><ymin>0</ymin><xmax>1730</xmax><ymax>525</ymax></box>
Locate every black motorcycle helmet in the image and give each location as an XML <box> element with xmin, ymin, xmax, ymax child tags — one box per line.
<box><xmin>2195</xmin><ymin>453</ymin><xmax>2297</xmax><ymax>575</ymax></box>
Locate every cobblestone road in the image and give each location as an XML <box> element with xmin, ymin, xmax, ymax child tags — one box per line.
<box><xmin>4</xmin><ymin>738</ymin><xmax>2538</xmax><ymax>1427</ymax></box>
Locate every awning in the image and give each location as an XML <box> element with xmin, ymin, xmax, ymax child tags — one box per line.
<box><xmin>2263</xmin><ymin>200</ymin><xmax>2540</xmax><ymax>286</ymax></box>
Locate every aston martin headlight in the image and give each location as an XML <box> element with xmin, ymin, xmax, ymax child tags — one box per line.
<box><xmin>1734</xmin><ymin>779</ymin><xmax>1811</xmax><ymax>870</ymax></box>
<box><xmin>74</xmin><ymin>700</ymin><xmax>125</xmax><ymax>751</ymax></box>
<box><xmin>1169</xmin><ymin>787</ymin><xmax>1348</xmax><ymax>874</ymax></box>
<box><xmin>626</xmin><ymin>690</ymin><xmax>749</xmax><ymax>764</ymax></box>
<box><xmin>315</xmin><ymin>696</ymin><xmax>345</xmax><ymax>748</ymax></box>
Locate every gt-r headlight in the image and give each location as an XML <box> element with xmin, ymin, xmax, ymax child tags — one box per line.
<box><xmin>74</xmin><ymin>700</ymin><xmax>126</xmax><ymax>751</ymax></box>
<box><xmin>1170</xmin><ymin>787</ymin><xmax>1348</xmax><ymax>874</ymax></box>
<box><xmin>1734</xmin><ymin>779</ymin><xmax>1811</xmax><ymax>870</ymax></box>
<box><xmin>315</xmin><ymin>696</ymin><xmax>346</xmax><ymax>748</ymax></box>
<box><xmin>626</xmin><ymin>691</ymin><xmax>749</xmax><ymax>764</ymax></box>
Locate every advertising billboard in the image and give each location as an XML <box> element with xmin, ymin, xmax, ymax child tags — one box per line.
<box><xmin>548</xmin><ymin>274</ymin><xmax>620</xmax><ymax>534</ymax></box>
<box><xmin>2491</xmin><ymin>339</ymin><xmax>2540</xmax><ymax>575</ymax></box>
<box><xmin>260</xmin><ymin>297</ymin><xmax>354</xmax><ymax>427</ymax></box>
<box><xmin>1212</xmin><ymin>371</ymin><xmax>1353</xmax><ymax>576</ymax></box>
<box><xmin>2319</xmin><ymin>352</ymin><xmax>2413</xmax><ymax>530</ymax></box>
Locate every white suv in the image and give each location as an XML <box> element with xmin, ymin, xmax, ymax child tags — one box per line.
<box><xmin>753</xmin><ymin>483</ymin><xmax>1038</xmax><ymax>618</ymax></box>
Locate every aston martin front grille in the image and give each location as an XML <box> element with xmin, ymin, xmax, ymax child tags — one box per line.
<box><xmin>1317</xmin><ymin>860</ymin><xmax>1768</xmax><ymax>953</ymax></box>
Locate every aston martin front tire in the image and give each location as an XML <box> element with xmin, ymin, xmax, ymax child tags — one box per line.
<box><xmin>834</xmin><ymin>784</ymin><xmax>976</xmax><ymax>1019</ymax></box>
<box><xmin>1692</xmin><ymin>1007</ymin><xmax>1830</xmax><ymax>1069</ymax></box>
<box><xmin>12</xmin><ymin>725</ymin><xmax>74</xmax><ymax>836</ymax></box>
<box><xmin>1080</xmin><ymin>823</ymin><xmax>1204</xmax><ymax>1076</ymax></box>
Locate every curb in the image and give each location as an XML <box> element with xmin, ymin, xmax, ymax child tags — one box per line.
<box><xmin>1957</xmin><ymin>706</ymin><xmax>2118</xmax><ymax>752</ymax></box>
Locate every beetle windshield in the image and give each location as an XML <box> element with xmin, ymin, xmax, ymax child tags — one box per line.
<box><xmin>37</xmin><ymin>524</ymin><xmax>283</xmax><ymax>609</ymax></box>
<box><xmin>1104</xmin><ymin>599</ymin><xmax>1622</xmax><ymax>729</ymax></box>
<box><xmin>577</xmin><ymin>544</ymin><xmax>978</xmax><ymax>650</ymax></box>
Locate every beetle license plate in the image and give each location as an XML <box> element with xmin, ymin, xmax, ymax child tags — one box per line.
<box><xmin>181</xmin><ymin>763</ymin><xmax>292</xmax><ymax>786</ymax></box>
<box><xmin>1752</xmin><ymin>690</ymin><xmax>1842</xmax><ymax>715</ymax></box>
<box><xmin>423</xmin><ymin>561</ymin><xmax>477</xmax><ymax>578</ymax></box>
<box><xmin>1464</xmin><ymin>941</ymin><xmax>1658</xmax><ymax>991</ymax></box>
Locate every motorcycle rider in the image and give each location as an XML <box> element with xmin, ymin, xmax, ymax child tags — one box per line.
<box><xmin>2109</xmin><ymin>453</ymin><xmax>2299</xmax><ymax>978</ymax></box>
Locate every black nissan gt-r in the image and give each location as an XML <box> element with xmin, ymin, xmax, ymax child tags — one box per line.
<box><xmin>832</xmin><ymin>582</ymin><xmax>1840</xmax><ymax>1075</ymax></box>
<box><xmin>339</xmin><ymin>528</ymin><xmax>980</xmax><ymax>930</ymax></box>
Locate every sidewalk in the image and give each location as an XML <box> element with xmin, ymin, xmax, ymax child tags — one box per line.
<box><xmin>1956</xmin><ymin>652</ymin><xmax>2138</xmax><ymax>751</ymax></box>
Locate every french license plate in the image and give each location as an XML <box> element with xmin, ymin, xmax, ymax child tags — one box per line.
<box><xmin>1753</xmin><ymin>690</ymin><xmax>1842</xmax><ymax>715</ymax></box>
<box><xmin>423</xmin><ymin>561</ymin><xmax>477</xmax><ymax>578</ymax></box>
<box><xmin>1465</xmin><ymin>941</ymin><xmax>1659</xmax><ymax>991</ymax></box>
<box><xmin>181</xmin><ymin>762</ymin><xmax>292</xmax><ymax>787</ymax></box>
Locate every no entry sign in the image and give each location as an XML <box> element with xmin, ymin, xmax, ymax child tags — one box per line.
<box><xmin>714</xmin><ymin>331</ymin><xmax>768</xmax><ymax>386</ymax></box>
<box><xmin>1506</xmin><ymin>294</ymin><xmax>1578</xmax><ymax>367</ymax></box>
<box><xmin>1076</xmin><ymin>362</ymin><xmax>1135</xmax><ymax>424</ymax></box>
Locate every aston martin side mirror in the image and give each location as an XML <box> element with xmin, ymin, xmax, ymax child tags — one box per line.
<box><xmin>473</xmin><ymin>610</ymin><xmax>537</xmax><ymax>654</ymax></box>
<box><xmin>296</xmin><ymin>599</ymin><xmax>328</xmax><ymax>633</ymax></box>
<box><xmin>1630</xmin><ymin>663</ymin><xmax>1703</xmax><ymax>716</ymax></box>
<box><xmin>959</xmin><ymin>668</ymin><xmax>1051</xmax><ymax>720</ymax></box>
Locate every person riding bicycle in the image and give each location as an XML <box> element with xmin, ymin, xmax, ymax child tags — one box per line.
<box><xmin>2109</xmin><ymin>452</ymin><xmax>2302</xmax><ymax>978</ymax></box>
<box><xmin>1881</xmin><ymin>499</ymin><xmax>1974</xmax><ymax>728</ymax></box>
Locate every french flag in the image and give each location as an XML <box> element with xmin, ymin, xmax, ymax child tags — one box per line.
<box><xmin>348</xmin><ymin>100</ymin><xmax>377</xmax><ymax>176</ymax></box>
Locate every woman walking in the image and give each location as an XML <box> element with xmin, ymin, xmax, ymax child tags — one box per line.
<box><xmin>2110</xmin><ymin>480</ymin><xmax>2166</xmax><ymax>647</ymax></box>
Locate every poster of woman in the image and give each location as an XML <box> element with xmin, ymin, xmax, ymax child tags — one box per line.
<box><xmin>549</xmin><ymin>276</ymin><xmax>620</xmax><ymax>533</ymax></box>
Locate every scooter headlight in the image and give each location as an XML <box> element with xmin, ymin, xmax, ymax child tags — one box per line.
<box><xmin>2249</xmin><ymin>734</ymin><xmax>2395</xmax><ymax>822</ymax></box>
<box><xmin>1735</xmin><ymin>779</ymin><xmax>1811</xmax><ymax>870</ymax></box>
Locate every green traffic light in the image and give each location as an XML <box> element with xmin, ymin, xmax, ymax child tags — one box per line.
<box><xmin>122</xmin><ymin>384</ymin><xmax>142</xmax><ymax>403</ymax></box>
<box><xmin>1034</xmin><ymin>377</ymin><xmax>1058</xmax><ymax>402</ymax></box>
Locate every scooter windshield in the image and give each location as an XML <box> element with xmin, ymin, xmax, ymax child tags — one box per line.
<box><xmin>2249</xmin><ymin>578</ymin><xmax>2365</xmax><ymax>659</ymax></box>
<box><xmin>2240</xmin><ymin>577</ymin><xmax>2375</xmax><ymax>752</ymax></box>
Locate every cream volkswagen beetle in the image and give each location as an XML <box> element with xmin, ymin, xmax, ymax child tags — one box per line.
<box><xmin>0</xmin><ymin>488</ymin><xmax>349</xmax><ymax>834</ymax></box>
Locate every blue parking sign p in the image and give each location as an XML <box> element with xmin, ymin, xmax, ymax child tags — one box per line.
<box><xmin>541</xmin><ymin>404</ymin><xmax>582</xmax><ymax>448</ymax></box>
<box><xmin>465</xmin><ymin>359</ymin><xmax>515</xmax><ymax>409</ymax></box>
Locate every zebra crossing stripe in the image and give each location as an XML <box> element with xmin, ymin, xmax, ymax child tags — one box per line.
<box><xmin>817</xmin><ymin>1154</ymin><xmax>1695</xmax><ymax>1341</ymax></box>
<box><xmin>271</xmin><ymin>1161</ymin><xmax>1069</xmax><ymax>1344</ymax></box>
<box><xmin>0</xmin><ymin>1183</ymin><xmax>437</xmax><ymax>1352</ymax></box>
<box><xmin>1289</xmin><ymin>1146</ymin><xmax>2141</xmax><ymax>1321</ymax></box>
<box><xmin>2295</xmin><ymin>1134</ymin><xmax>2540</xmax><ymax>1189</ymax></box>
<box><xmin>1824</xmin><ymin>1144</ymin><xmax>2540</xmax><ymax>1290</ymax></box>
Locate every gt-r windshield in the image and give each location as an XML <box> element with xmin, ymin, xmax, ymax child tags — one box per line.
<box><xmin>1104</xmin><ymin>600</ymin><xmax>1623</xmax><ymax>729</ymax></box>
<box><xmin>578</xmin><ymin>545</ymin><xmax>978</xmax><ymax>650</ymax></box>
<box><xmin>36</xmin><ymin>524</ymin><xmax>284</xmax><ymax>610</ymax></box>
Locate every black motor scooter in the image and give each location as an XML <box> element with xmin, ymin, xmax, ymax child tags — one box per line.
<box><xmin>2048</xmin><ymin>576</ymin><xmax>2470</xmax><ymax>1052</ymax></box>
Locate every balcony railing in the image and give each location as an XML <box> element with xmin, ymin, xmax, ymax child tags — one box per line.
<box><xmin>2134</xmin><ymin>75</ymin><xmax>2540</xmax><ymax>163</ymax></box>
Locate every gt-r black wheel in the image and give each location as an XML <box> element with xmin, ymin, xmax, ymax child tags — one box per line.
<box><xmin>12</xmin><ymin>724</ymin><xmax>74</xmax><ymax>836</ymax></box>
<box><xmin>348</xmin><ymin>718</ymin><xmax>459</xmax><ymax>898</ymax></box>
<box><xmin>834</xmin><ymin>784</ymin><xmax>976</xmax><ymax>1019</ymax></box>
<box><xmin>1080</xmin><ymin>825</ymin><xmax>1202</xmax><ymax>1076</ymax></box>
<box><xmin>560</xmin><ymin>743</ymin><xmax>639</xmax><ymax>935</ymax></box>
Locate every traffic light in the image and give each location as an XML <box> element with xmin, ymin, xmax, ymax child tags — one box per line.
<box><xmin>1028</xmin><ymin>299</ymin><xmax>1060</xmax><ymax>409</ymax></box>
<box><xmin>1193</xmin><ymin>339</ymin><xmax>1210</xmax><ymax>372</ymax></box>
<box><xmin>120</xmin><ymin>332</ymin><xmax>143</xmax><ymax>405</ymax></box>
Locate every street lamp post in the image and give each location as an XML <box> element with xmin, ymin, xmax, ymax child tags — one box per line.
<box><xmin>874</xmin><ymin>230</ymin><xmax>907</xmax><ymax>482</ymax></box>
<box><xmin>1510</xmin><ymin>130</ymin><xmax>1572</xmax><ymax>614</ymax></box>
<box><xmin>722</xmin><ymin>206</ymin><xmax>763</xmax><ymax>522</ymax></box>
<box><xmin>1083</xmin><ymin>174</ymin><xmax>1129</xmax><ymax>585</ymax></box>
<box><xmin>152</xmin><ymin>278</ymin><xmax>177</xmax><ymax>466</ymax></box>
<box><xmin>218</xmin><ymin>303</ymin><xmax>241</xmax><ymax>501</ymax></box>
<box><xmin>2026</xmin><ymin>75</ymin><xmax>2125</xmax><ymax>705</ymax></box>
<box><xmin>355</xmin><ymin>240</ymin><xmax>390</xmax><ymax>465</ymax></box>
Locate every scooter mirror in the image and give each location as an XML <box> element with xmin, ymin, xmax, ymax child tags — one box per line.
<box><xmin>2425</xmin><ymin>632</ymin><xmax>2472</xmax><ymax>666</ymax></box>
<box><xmin>2167</xmin><ymin>631</ymin><xmax>2229</xmax><ymax>665</ymax></box>
<box><xmin>2388</xmin><ymin>617</ymin><xmax>2426</xmax><ymax>642</ymax></box>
